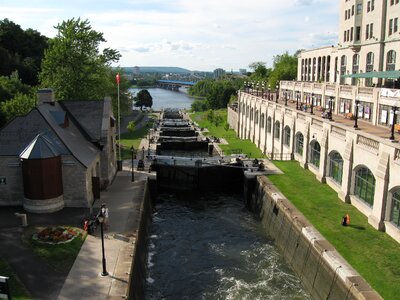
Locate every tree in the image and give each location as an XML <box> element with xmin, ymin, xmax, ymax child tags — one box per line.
<box><xmin>0</xmin><ymin>93</ymin><xmax>35</xmax><ymax>126</ymax></box>
<box><xmin>0</xmin><ymin>19</ymin><xmax>48</xmax><ymax>85</ymax></box>
<box><xmin>39</xmin><ymin>18</ymin><xmax>121</xmax><ymax>100</ymax></box>
<box><xmin>134</xmin><ymin>90</ymin><xmax>153</xmax><ymax>110</ymax></box>
<box><xmin>268</xmin><ymin>52</ymin><xmax>298</xmax><ymax>88</ymax></box>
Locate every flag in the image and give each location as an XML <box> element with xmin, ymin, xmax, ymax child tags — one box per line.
<box><xmin>116</xmin><ymin>73</ymin><xmax>120</xmax><ymax>85</ymax></box>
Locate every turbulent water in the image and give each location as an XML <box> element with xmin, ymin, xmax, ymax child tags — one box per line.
<box><xmin>129</xmin><ymin>87</ymin><xmax>194</xmax><ymax>110</ymax></box>
<box><xmin>145</xmin><ymin>193</ymin><xmax>311</xmax><ymax>300</ymax></box>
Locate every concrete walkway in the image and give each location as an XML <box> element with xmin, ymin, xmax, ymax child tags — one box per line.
<box><xmin>57</xmin><ymin>165</ymin><xmax>149</xmax><ymax>300</ymax></box>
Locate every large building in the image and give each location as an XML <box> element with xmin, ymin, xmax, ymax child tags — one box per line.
<box><xmin>298</xmin><ymin>0</ymin><xmax>400</xmax><ymax>88</ymax></box>
<box><xmin>0</xmin><ymin>89</ymin><xmax>117</xmax><ymax>213</ymax></box>
<box><xmin>229</xmin><ymin>0</ymin><xmax>400</xmax><ymax>243</ymax></box>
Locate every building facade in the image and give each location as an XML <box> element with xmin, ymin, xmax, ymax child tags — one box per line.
<box><xmin>298</xmin><ymin>0</ymin><xmax>400</xmax><ymax>87</ymax></box>
<box><xmin>230</xmin><ymin>90</ymin><xmax>400</xmax><ymax>243</ymax></box>
<box><xmin>0</xmin><ymin>90</ymin><xmax>117</xmax><ymax>213</ymax></box>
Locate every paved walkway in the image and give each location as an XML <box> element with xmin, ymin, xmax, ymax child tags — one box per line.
<box><xmin>57</xmin><ymin>164</ymin><xmax>150</xmax><ymax>300</ymax></box>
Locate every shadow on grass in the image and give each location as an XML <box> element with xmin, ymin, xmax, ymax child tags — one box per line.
<box><xmin>346</xmin><ymin>224</ymin><xmax>366</xmax><ymax>230</ymax></box>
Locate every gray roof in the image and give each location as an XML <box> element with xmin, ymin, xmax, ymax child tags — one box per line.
<box><xmin>60</xmin><ymin>100</ymin><xmax>105</xmax><ymax>141</ymax></box>
<box><xmin>0</xmin><ymin>101</ymin><xmax>100</xmax><ymax>168</ymax></box>
<box><xmin>19</xmin><ymin>131</ymin><xmax>63</xmax><ymax>159</ymax></box>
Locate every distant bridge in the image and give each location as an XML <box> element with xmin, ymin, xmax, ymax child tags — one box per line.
<box><xmin>157</xmin><ymin>80</ymin><xmax>196</xmax><ymax>91</ymax></box>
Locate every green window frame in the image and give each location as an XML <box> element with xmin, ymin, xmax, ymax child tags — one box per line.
<box><xmin>354</xmin><ymin>167</ymin><xmax>375</xmax><ymax>206</ymax></box>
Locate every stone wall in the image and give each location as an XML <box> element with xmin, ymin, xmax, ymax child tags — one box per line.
<box><xmin>248</xmin><ymin>176</ymin><xmax>382</xmax><ymax>300</ymax></box>
<box><xmin>227</xmin><ymin>106</ymin><xmax>238</xmax><ymax>132</ymax></box>
<box><xmin>0</xmin><ymin>157</ymin><xmax>25</xmax><ymax>206</ymax></box>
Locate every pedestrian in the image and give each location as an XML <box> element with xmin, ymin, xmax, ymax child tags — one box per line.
<box><xmin>341</xmin><ymin>215</ymin><xmax>347</xmax><ymax>226</ymax></box>
<box><xmin>98</xmin><ymin>203</ymin><xmax>109</xmax><ymax>230</ymax></box>
<box><xmin>345</xmin><ymin>213</ymin><xmax>350</xmax><ymax>225</ymax></box>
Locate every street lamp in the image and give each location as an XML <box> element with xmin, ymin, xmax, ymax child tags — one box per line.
<box><xmin>310</xmin><ymin>93</ymin><xmax>314</xmax><ymax>115</ymax></box>
<box><xmin>268</xmin><ymin>84</ymin><xmax>271</xmax><ymax>100</ymax></box>
<box><xmin>261</xmin><ymin>82</ymin><xmax>265</xmax><ymax>99</ymax></box>
<box><xmin>389</xmin><ymin>106</ymin><xmax>398</xmax><ymax>141</ymax></box>
<box><xmin>275</xmin><ymin>84</ymin><xmax>279</xmax><ymax>102</ymax></box>
<box><xmin>354</xmin><ymin>98</ymin><xmax>360</xmax><ymax>129</ymax></box>
<box><xmin>97</xmin><ymin>214</ymin><xmax>109</xmax><ymax>276</ymax></box>
<box><xmin>130</xmin><ymin>146</ymin><xmax>135</xmax><ymax>182</ymax></box>
<box><xmin>296</xmin><ymin>91</ymin><xmax>300</xmax><ymax>110</ymax></box>
<box><xmin>329</xmin><ymin>96</ymin><xmax>334</xmax><ymax>121</ymax></box>
<box><xmin>142</xmin><ymin>146</ymin><xmax>145</xmax><ymax>160</ymax></box>
<box><xmin>285</xmin><ymin>90</ymin><xmax>288</xmax><ymax>106</ymax></box>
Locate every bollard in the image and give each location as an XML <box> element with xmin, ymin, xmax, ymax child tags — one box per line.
<box><xmin>14</xmin><ymin>213</ymin><xmax>28</xmax><ymax>227</ymax></box>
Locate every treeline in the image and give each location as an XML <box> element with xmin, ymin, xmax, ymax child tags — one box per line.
<box><xmin>189</xmin><ymin>78</ymin><xmax>242</xmax><ymax>111</ymax></box>
<box><xmin>0</xmin><ymin>18</ymin><xmax>132</xmax><ymax>128</ymax></box>
<box><xmin>188</xmin><ymin>51</ymin><xmax>298</xmax><ymax>112</ymax></box>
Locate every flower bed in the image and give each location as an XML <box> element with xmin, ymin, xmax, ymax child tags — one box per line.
<box><xmin>32</xmin><ymin>227</ymin><xmax>80</xmax><ymax>245</ymax></box>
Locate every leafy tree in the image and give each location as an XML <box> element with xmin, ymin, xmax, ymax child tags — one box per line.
<box><xmin>0</xmin><ymin>93</ymin><xmax>35</xmax><ymax>126</ymax></box>
<box><xmin>0</xmin><ymin>19</ymin><xmax>48</xmax><ymax>85</ymax></box>
<box><xmin>127</xmin><ymin>121</ymin><xmax>136</xmax><ymax>133</ymax></box>
<box><xmin>0</xmin><ymin>72</ymin><xmax>32</xmax><ymax>102</ymax></box>
<box><xmin>39</xmin><ymin>18</ymin><xmax>121</xmax><ymax>100</ymax></box>
<box><xmin>134</xmin><ymin>89</ymin><xmax>153</xmax><ymax>110</ymax></box>
<box><xmin>191</xmin><ymin>99</ymin><xmax>209</xmax><ymax>112</ymax></box>
<box><xmin>268</xmin><ymin>52</ymin><xmax>298</xmax><ymax>88</ymax></box>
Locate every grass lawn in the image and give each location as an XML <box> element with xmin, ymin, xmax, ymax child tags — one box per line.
<box><xmin>23</xmin><ymin>227</ymin><xmax>87</xmax><ymax>273</ymax></box>
<box><xmin>120</xmin><ymin>113</ymin><xmax>156</xmax><ymax>160</ymax></box>
<box><xmin>0</xmin><ymin>259</ymin><xmax>30</xmax><ymax>300</ymax></box>
<box><xmin>190</xmin><ymin>109</ymin><xmax>265</xmax><ymax>158</ymax></box>
<box><xmin>268</xmin><ymin>161</ymin><xmax>400</xmax><ymax>300</ymax></box>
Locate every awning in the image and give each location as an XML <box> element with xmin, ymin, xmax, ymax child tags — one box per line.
<box><xmin>342</xmin><ymin>70</ymin><xmax>400</xmax><ymax>79</ymax></box>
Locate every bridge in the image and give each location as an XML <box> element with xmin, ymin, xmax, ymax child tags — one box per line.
<box><xmin>157</xmin><ymin>80</ymin><xmax>196</xmax><ymax>91</ymax></box>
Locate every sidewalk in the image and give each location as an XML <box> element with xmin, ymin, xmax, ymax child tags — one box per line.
<box><xmin>57</xmin><ymin>164</ymin><xmax>150</xmax><ymax>300</ymax></box>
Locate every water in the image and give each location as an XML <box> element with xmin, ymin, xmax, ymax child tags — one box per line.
<box><xmin>146</xmin><ymin>193</ymin><xmax>311</xmax><ymax>299</ymax></box>
<box><xmin>129</xmin><ymin>87</ymin><xmax>194</xmax><ymax>110</ymax></box>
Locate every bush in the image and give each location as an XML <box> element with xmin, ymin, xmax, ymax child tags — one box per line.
<box><xmin>191</xmin><ymin>99</ymin><xmax>209</xmax><ymax>112</ymax></box>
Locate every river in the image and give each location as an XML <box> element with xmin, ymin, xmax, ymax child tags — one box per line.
<box><xmin>129</xmin><ymin>87</ymin><xmax>194</xmax><ymax>110</ymax></box>
<box><xmin>145</xmin><ymin>193</ymin><xmax>311</xmax><ymax>299</ymax></box>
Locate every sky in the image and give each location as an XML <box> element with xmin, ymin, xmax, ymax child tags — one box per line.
<box><xmin>0</xmin><ymin>0</ymin><xmax>339</xmax><ymax>72</ymax></box>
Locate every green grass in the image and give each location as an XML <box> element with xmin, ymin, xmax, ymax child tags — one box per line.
<box><xmin>0</xmin><ymin>259</ymin><xmax>31</xmax><ymax>299</ymax></box>
<box><xmin>120</xmin><ymin>113</ymin><xmax>156</xmax><ymax>159</ymax></box>
<box><xmin>25</xmin><ymin>227</ymin><xmax>87</xmax><ymax>273</ymax></box>
<box><xmin>268</xmin><ymin>161</ymin><xmax>400</xmax><ymax>300</ymax></box>
<box><xmin>190</xmin><ymin>109</ymin><xmax>265</xmax><ymax>158</ymax></box>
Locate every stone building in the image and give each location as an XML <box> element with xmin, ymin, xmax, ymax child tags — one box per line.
<box><xmin>298</xmin><ymin>0</ymin><xmax>400</xmax><ymax>87</ymax></box>
<box><xmin>0</xmin><ymin>89</ymin><xmax>117</xmax><ymax>213</ymax></box>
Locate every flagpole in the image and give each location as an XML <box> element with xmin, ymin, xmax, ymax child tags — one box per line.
<box><xmin>117</xmin><ymin>75</ymin><xmax>121</xmax><ymax>163</ymax></box>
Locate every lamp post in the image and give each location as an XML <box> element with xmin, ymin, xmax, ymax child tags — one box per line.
<box><xmin>310</xmin><ymin>93</ymin><xmax>314</xmax><ymax>114</ymax></box>
<box><xmin>390</xmin><ymin>106</ymin><xmax>398</xmax><ymax>141</ymax></box>
<box><xmin>329</xmin><ymin>96</ymin><xmax>333</xmax><ymax>121</ymax></box>
<box><xmin>296</xmin><ymin>91</ymin><xmax>299</xmax><ymax>110</ymax></box>
<box><xmin>268</xmin><ymin>84</ymin><xmax>271</xmax><ymax>100</ymax></box>
<box><xmin>354</xmin><ymin>98</ymin><xmax>360</xmax><ymax>129</ymax></box>
<box><xmin>142</xmin><ymin>146</ymin><xmax>145</xmax><ymax>160</ymax></box>
<box><xmin>130</xmin><ymin>146</ymin><xmax>135</xmax><ymax>182</ymax></box>
<box><xmin>256</xmin><ymin>82</ymin><xmax>259</xmax><ymax>97</ymax></box>
<box><xmin>261</xmin><ymin>83</ymin><xmax>265</xmax><ymax>99</ymax></box>
<box><xmin>285</xmin><ymin>91</ymin><xmax>288</xmax><ymax>106</ymax></box>
<box><xmin>275</xmin><ymin>84</ymin><xmax>279</xmax><ymax>102</ymax></box>
<box><xmin>97</xmin><ymin>214</ymin><xmax>108</xmax><ymax>276</ymax></box>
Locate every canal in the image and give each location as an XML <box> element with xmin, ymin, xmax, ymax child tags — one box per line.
<box><xmin>142</xmin><ymin>88</ymin><xmax>310</xmax><ymax>299</ymax></box>
<box><xmin>129</xmin><ymin>87</ymin><xmax>194</xmax><ymax>110</ymax></box>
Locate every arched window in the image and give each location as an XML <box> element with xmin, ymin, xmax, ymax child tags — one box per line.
<box><xmin>366</xmin><ymin>52</ymin><xmax>374</xmax><ymax>86</ymax></box>
<box><xmin>255</xmin><ymin>110</ymin><xmax>259</xmax><ymax>124</ymax></box>
<box><xmin>274</xmin><ymin>121</ymin><xmax>280</xmax><ymax>139</ymax></box>
<box><xmin>354</xmin><ymin>166</ymin><xmax>375</xmax><ymax>206</ymax></box>
<box><xmin>250</xmin><ymin>108</ymin><xmax>254</xmax><ymax>121</ymax></box>
<box><xmin>340</xmin><ymin>55</ymin><xmax>347</xmax><ymax>84</ymax></box>
<box><xmin>295</xmin><ymin>132</ymin><xmax>304</xmax><ymax>155</ymax></box>
<box><xmin>283</xmin><ymin>126</ymin><xmax>291</xmax><ymax>146</ymax></box>
<box><xmin>352</xmin><ymin>54</ymin><xmax>360</xmax><ymax>85</ymax></box>
<box><xmin>328</xmin><ymin>151</ymin><xmax>343</xmax><ymax>184</ymax></box>
<box><xmin>390</xmin><ymin>189</ymin><xmax>400</xmax><ymax>228</ymax></box>
<box><xmin>386</xmin><ymin>50</ymin><xmax>396</xmax><ymax>71</ymax></box>
<box><xmin>260</xmin><ymin>113</ymin><xmax>265</xmax><ymax>128</ymax></box>
<box><xmin>246</xmin><ymin>106</ymin><xmax>249</xmax><ymax>117</ymax></box>
<box><xmin>309</xmin><ymin>141</ymin><xmax>321</xmax><ymax>167</ymax></box>
<box><xmin>267</xmin><ymin>117</ymin><xmax>272</xmax><ymax>133</ymax></box>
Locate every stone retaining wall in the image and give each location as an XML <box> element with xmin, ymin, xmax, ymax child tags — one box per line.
<box><xmin>248</xmin><ymin>175</ymin><xmax>382</xmax><ymax>300</ymax></box>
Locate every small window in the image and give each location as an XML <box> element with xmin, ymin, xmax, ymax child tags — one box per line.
<box><xmin>356</xmin><ymin>26</ymin><xmax>361</xmax><ymax>41</ymax></box>
<box><xmin>389</xmin><ymin>19</ymin><xmax>393</xmax><ymax>36</ymax></box>
<box><xmin>395</xmin><ymin>18</ymin><xmax>398</xmax><ymax>33</ymax></box>
<box><xmin>370</xmin><ymin>23</ymin><xmax>373</xmax><ymax>38</ymax></box>
<box><xmin>371</xmin><ymin>0</ymin><xmax>375</xmax><ymax>10</ymax></box>
<box><xmin>367</xmin><ymin>1</ymin><xmax>370</xmax><ymax>12</ymax></box>
<box><xmin>352</xmin><ymin>5</ymin><xmax>355</xmax><ymax>15</ymax></box>
<box><xmin>366</xmin><ymin>24</ymin><xmax>369</xmax><ymax>39</ymax></box>
<box><xmin>357</xmin><ymin>3</ymin><xmax>362</xmax><ymax>14</ymax></box>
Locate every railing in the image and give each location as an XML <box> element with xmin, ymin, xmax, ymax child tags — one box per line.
<box><xmin>267</xmin><ymin>152</ymin><xmax>293</xmax><ymax>160</ymax></box>
<box><xmin>340</xmin><ymin>86</ymin><xmax>353</xmax><ymax>94</ymax></box>
<box><xmin>326</xmin><ymin>84</ymin><xmax>336</xmax><ymax>92</ymax></box>
<box><xmin>312</xmin><ymin>119</ymin><xmax>323</xmax><ymax>128</ymax></box>
<box><xmin>357</xmin><ymin>135</ymin><xmax>380</xmax><ymax>152</ymax></box>
<box><xmin>303</xmin><ymin>83</ymin><xmax>312</xmax><ymax>89</ymax></box>
<box><xmin>297</xmin><ymin>113</ymin><xmax>306</xmax><ymax>121</ymax></box>
<box><xmin>358</xmin><ymin>87</ymin><xmax>374</xmax><ymax>96</ymax></box>
<box><xmin>314</xmin><ymin>83</ymin><xmax>322</xmax><ymax>90</ymax></box>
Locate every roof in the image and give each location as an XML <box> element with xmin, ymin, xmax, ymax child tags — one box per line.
<box><xmin>342</xmin><ymin>70</ymin><xmax>400</xmax><ymax>79</ymax></box>
<box><xmin>60</xmin><ymin>100</ymin><xmax>105</xmax><ymax>141</ymax></box>
<box><xmin>0</xmin><ymin>102</ymin><xmax>100</xmax><ymax>168</ymax></box>
<box><xmin>19</xmin><ymin>131</ymin><xmax>63</xmax><ymax>159</ymax></box>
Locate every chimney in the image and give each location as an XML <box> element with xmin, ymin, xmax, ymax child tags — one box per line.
<box><xmin>37</xmin><ymin>89</ymin><xmax>55</xmax><ymax>106</ymax></box>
